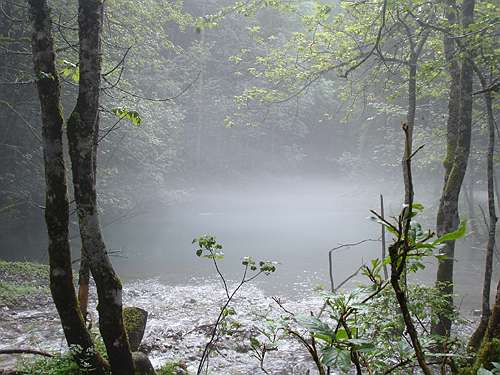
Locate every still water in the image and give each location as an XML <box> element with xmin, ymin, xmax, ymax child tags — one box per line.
<box><xmin>104</xmin><ymin>178</ymin><xmax>497</xmax><ymax>312</ymax></box>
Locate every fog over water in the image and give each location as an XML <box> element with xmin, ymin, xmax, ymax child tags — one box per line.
<box><xmin>93</xmin><ymin>175</ymin><xmax>498</xmax><ymax>312</ymax></box>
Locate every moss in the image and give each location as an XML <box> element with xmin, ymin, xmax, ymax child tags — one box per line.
<box><xmin>157</xmin><ymin>361</ymin><xmax>188</xmax><ymax>375</ymax></box>
<box><xmin>0</xmin><ymin>260</ymin><xmax>49</xmax><ymax>281</ymax></box>
<box><xmin>123</xmin><ymin>307</ymin><xmax>143</xmax><ymax>332</ymax></box>
<box><xmin>0</xmin><ymin>282</ymin><xmax>48</xmax><ymax>305</ymax></box>
<box><xmin>0</xmin><ymin>260</ymin><xmax>50</xmax><ymax>306</ymax></box>
<box><xmin>474</xmin><ymin>338</ymin><xmax>500</xmax><ymax>371</ymax></box>
<box><xmin>18</xmin><ymin>349</ymin><xmax>112</xmax><ymax>375</ymax></box>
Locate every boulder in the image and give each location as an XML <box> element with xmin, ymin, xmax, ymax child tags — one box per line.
<box><xmin>132</xmin><ymin>352</ymin><xmax>155</xmax><ymax>375</ymax></box>
<box><xmin>123</xmin><ymin>306</ymin><xmax>148</xmax><ymax>351</ymax></box>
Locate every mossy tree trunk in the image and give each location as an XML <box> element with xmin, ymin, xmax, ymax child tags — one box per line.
<box><xmin>473</xmin><ymin>280</ymin><xmax>500</xmax><ymax>370</ymax></box>
<box><xmin>27</xmin><ymin>1</ymin><xmax>103</xmax><ymax>373</ymax></box>
<box><xmin>432</xmin><ymin>0</ymin><xmax>475</xmax><ymax>338</ymax></box>
<box><xmin>468</xmin><ymin>66</ymin><xmax>497</xmax><ymax>351</ymax></box>
<box><xmin>66</xmin><ymin>1</ymin><xmax>134</xmax><ymax>374</ymax></box>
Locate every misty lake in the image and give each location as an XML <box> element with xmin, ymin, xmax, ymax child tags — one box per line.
<box><xmin>103</xmin><ymin>177</ymin><xmax>496</xmax><ymax>312</ymax></box>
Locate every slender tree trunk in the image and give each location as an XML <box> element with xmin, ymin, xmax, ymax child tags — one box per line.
<box><xmin>390</xmin><ymin>125</ymin><xmax>433</xmax><ymax>375</ymax></box>
<box><xmin>432</xmin><ymin>0</ymin><xmax>475</xmax><ymax>338</ymax></box>
<box><xmin>380</xmin><ymin>194</ymin><xmax>388</xmax><ymax>279</ymax></box>
<box><xmin>400</xmin><ymin>19</ymin><xmax>428</xmax><ymax>205</ymax></box>
<box><xmin>495</xmin><ymin>174</ymin><xmax>500</xmax><ymax>215</ymax></box>
<box><xmin>468</xmin><ymin>70</ymin><xmax>497</xmax><ymax>351</ymax></box>
<box><xmin>66</xmin><ymin>1</ymin><xmax>134</xmax><ymax>374</ymax></box>
<box><xmin>27</xmin><ymin>1</ymin><xmax>103</xmax><ymax>372</ymax></box>
<box><xmin>403</xmin><ymin>53</ymin><xmax>417</xmax><ymax>205</ymax></box>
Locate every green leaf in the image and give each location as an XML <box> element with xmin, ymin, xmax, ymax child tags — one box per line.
<box><xmin>433</xmin><ymin>221</ymin><xmax>467</xmax><ymax>245</ymax></box>
<box><xmin>59</xmin><ymin>60</ymin><xmax>79</xmax><ymax>82</ymax></box>
<box><xmin>478</xmin><ymin>368</ymin><xmax>493</xmax><ymax>375</ymax></box>
<box><xmin>322</xmin><ymin>347</ymin><xmax>351</xmax><ymax>372</ymax></box>
<box><xmin>296</xmin><ymin>315</ymin><xmax>335</xmax><ymax>339</ymax></box>
<box><xmin>412</xmin><ymin>202</ymin><xmax>424</xmax><ymax>211</ymax></box>
<box><xmin>250</xmin><ymin>337</ymin><xmax>260</xmax><ymax>349</ymax></box>
<box><xmin>347</xmin><ymin>338</ymin><xmax>374</xmax><ymax>351</ymax></box>
<box><xmin>335</xmin><ymin>328</ymin><xmax>349</xmax><ymax>340</ymax></box>
<box><xmin>111</xmin><ymin>106</ymin><xmax>142</xmax><ymax>126</ymax></box>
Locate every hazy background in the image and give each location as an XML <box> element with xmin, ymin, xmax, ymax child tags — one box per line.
<box><xmin>0</xmin><ymin>0</ymin><xmax>497</xmax><ymax>313</ymax></box>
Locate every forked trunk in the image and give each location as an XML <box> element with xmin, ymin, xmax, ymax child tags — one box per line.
<box><xmin>27</xmin><ymin>1</ymin><xmax>103</xmax><ymax>372</ymax></box>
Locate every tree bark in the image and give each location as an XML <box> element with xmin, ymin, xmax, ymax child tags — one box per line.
<box><xmin>463</xmin><ymin>164</ymin><xmax>481</xmax><ymax>241</ymax></box>
<box><xmin>432</xmin><ymin>0</ymin><xmax>475</xmax><ymax>338</ymax></box>
<box><xmin>468</xmin><ymin>68</ymin><xmax>497</xmax><ymax>351</ymax></box>
<box><xmin>78</xmin><ymin>251</ymin><xmax>90</xmax><ymax>320</ymax></box>
<box><xmin>473</xmin><ymin>280</ymin><xmax>500</xmax><ymax>370</ymax></box>
<box><xmin>66</xmin><ymin>1</ymin><xmax>134</xmax><ymax>374</ymax></box>
<box><xmin>27</xmin><ymin>1</ymin><xmax>103</xmax><ymax>373</ymax></box>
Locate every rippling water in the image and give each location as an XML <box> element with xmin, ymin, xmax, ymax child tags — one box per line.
<box><xmin>1</xmin><ymin>279</ymin><xmax>330</xmax><ymax>374</ymax></box>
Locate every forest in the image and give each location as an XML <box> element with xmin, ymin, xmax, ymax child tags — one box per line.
<box><xmin>0</xmin><ymin>0</ymin><xmax>499</xmax><ymax>374</ymax></box>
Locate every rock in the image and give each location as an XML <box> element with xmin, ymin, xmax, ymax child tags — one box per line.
<box><xmin>132</xmin><ymin>352</ymin><xmax>156</xmax><ymax>375</ymax></box>
<box><xmin>123</xmin><ymin>306</ymin><xmax>148</xmax><ymax>351</ymax></box>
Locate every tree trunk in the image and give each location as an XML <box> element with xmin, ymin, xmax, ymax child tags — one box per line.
<box><xmin>463</xmin><ymin>165</ymin><xmax>481</xmax><ymax>241</ymax></box>
<box><xmin>66</xmin><ymin>1</ymin><xmax>134</xmax><ymax>374</ymax></box>
<box><xmin>473</xmin><ymin>280</ymin><xmax>500</xmax><ymax>370</ymax></box>
<box><xmin>432</xmin><ymin>0</ymin><xmax>475</xmax><ymax>338</ymax></box>
<box><xmin>468</xmin><ymin>69</ymin><xmax>497</xmax><ymax>351</ymax></box>
<box><xmin>403</xmin><ymin>51</ymin><xmax>417</xmax><ymax>205</ymax></box>
<box><xmin>27</xmin><ymin>1</ymin><xmax>103</xmax><ymax>372</ymax></box>
<box><xmin>389</xmin><ymin>125</ymin><xmax>433</xmax><ymax>375</ymax></box>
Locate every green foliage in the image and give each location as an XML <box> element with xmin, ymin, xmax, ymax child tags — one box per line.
<box><xmin>289</xmin><ymin>284</ymin><xmax>461</xmax><ymax>374</ymax></box>
<box><xmin>432</xmin><ymin>220</ymin><xmax>468</xmax><ymax>245</ymax></box>
<box><xmin>157</xmin><ymin>361</ymin><xmax>189</xmax><ymax>375</ymax></box>
<box><xmin>111</xmin><ymin>107</ymin><xmax>142</xmax><ymax>126</ymax></box>
<box><xmin>0</xmin><ymin>260</ymin><xmax>49</xmax><ymax>306</ymax></box>
<box><xmin>478</xmin><ymin>362</ymin><xmax>500</xmax><ymax>375</ymax></box>
<box><xmin>193</xmin><ymin>235</ymin><xmax>277</xmax><ymax>274</ymax></box>
<box><xmin>249</xmin><ymin>205</ymin><xmax>467</xmax><ymax>374</ymax></box>
<box><xmin>59</xmin><ymin>60</ymin><xmax>80</xmax><ymax>83</ymax></box>
<box><xmin>0</xmin><ymin>282</ymin><xmax>48</xmax><ymax>305</ymax></box>
<box><xmin>18</xmin><ymin>353</ymin><xmax>82</xmax><ymax>375</ymax></box>
<box><xmin>17</xmin><ymin>345</ymin><xmax>110</xmax><ymax>375</ymax></box>
<box><xmin>192</xmin><ymin>235</ymin><xmax>224</xmax><ymax>260</ymax></box>
<box><xmin>369</xmin><ymin>204</ymin><xmax>467</xmax><ymax>273</ymax></box>
<box><xmin>0</xmin><ymin>260</ymin><xmax>49</xmax><ymax>280</ymax></box>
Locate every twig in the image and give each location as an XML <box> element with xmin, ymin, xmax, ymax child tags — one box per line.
<box><xmin>328</xmin><ymin>239</ymin><xmax>379</xmax><ymax>291</ymax></box>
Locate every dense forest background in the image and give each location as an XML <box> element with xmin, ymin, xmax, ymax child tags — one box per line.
<box><xmin>3</xmin><ymin>0</ymin><xmax>493</xmax><ymax>258</ymax></box>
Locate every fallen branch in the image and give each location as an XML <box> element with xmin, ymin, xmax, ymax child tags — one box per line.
<box><xmin>0</xmin><ymin>349</ymin><xmax>54</xmax><ymax>358</ymax></box>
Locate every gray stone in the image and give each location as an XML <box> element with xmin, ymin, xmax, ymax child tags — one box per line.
<box><xmin>132</xmin><ymin>352</ymin><xmax>155</xmax><ymax>375</ymax></box>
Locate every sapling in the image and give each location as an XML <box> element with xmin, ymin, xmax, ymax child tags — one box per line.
<box><xmin>192</xmin><ymin>235</ymin><xmax>276</xmax><ymax>375</ymax></box>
